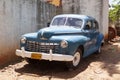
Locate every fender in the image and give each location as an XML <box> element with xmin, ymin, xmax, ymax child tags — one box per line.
<box><xmin>67</xmin><ymin>35</ymin><xmax>90</xmax><ymax>56</ymax></box>
<box><xmin>96</xmin><ymin>33</ymin><xmax>104</xmax><ymax>46</ymax></box>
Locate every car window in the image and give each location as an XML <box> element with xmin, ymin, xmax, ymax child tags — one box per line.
<box><xmin>52</xmin><ymin>17</ymin><xmax>66</xmax><ymax>26</ymax></box>
<box><xmin>84</xmin><ymin>20</ymin><xmax>92</xmax><ymax>30</ymax></box>
<box><xmin>51</xmin><ymin>17</ymin><xmax>83</xmax><ymax>28</ymax></box>
<box><xmin>66</xmin><ymin>18</ymin><xmax>83</xmax><ymax>28</ymax></box>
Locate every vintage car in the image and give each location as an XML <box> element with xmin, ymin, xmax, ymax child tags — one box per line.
<box><xmin>16</xmin><ymin>14</ymin><xmax>104</xmax><ymax>69</ymax></box>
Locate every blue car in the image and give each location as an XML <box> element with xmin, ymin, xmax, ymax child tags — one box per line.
<box><xmin>16</xmin><ymin>14</ymin><xmax>104</xmax><ymax>69</ymax></box>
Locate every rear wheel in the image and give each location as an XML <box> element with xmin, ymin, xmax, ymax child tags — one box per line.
<box><xmin>66</xmin><ymin>49</ymin><xmax>82</xmax><ymax>70</ymax></box>
<box><xmin>95</xmin><ymin>46</ymin><xmax>101</xmax><ymax>54</ymax></box>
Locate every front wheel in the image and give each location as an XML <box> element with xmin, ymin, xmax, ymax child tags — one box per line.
<box><xmin>66</xmin><ymin>49</ymin><xmax>82</xmax><ymax>70</ymax></box>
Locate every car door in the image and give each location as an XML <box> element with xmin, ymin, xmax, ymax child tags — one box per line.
<box><xmin>83</xmin><ymin>20</ymin><xmax>98</xmax><ymax>56</ymax></box>
<box><xmin>92</xmin><ymin>20</ymin><xmax>100</xmax><ymax>48</ymax></box>
<box><xmin>84</xmin><ymin>20</ymin><xmax>94</xmax><ymax>56</ymax></box>
<box><xmin>90</xmin><ymin>20</ymin><xmax>99</xmax><ymax>51</ymax></box>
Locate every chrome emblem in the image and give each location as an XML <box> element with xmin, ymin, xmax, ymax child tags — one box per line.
<box><xmin>40</xmin><ymin>31</ymin><xmax>47</xmax><ymax>40</ymax></box>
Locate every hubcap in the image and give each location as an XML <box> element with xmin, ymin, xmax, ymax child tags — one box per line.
<box><xmin>73</xmin><ymin>52</ymin><xmax>81</xmax><ymax>67</ymax></box>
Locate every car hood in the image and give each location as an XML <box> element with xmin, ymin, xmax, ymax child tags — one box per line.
<box><xmin>37</xmin><ymin>26</ymin><xmax>82</xmax><ymax>39</ymax></box>
<box><xmin>23</xmin><ymin>26</ymin><xmax>88</xmax><ymax>42</ymax></box>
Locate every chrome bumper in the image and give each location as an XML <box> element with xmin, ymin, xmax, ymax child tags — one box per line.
<box><xmin>16</xmin><ymin>47</ymin><xmax>73</xmax><ymax>61</ymax></box>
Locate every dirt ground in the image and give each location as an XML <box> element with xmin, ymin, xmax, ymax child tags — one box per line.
<box><xmin>0</xmin><ymin>41</ymin><xmax>120</xmax><ymax>80</ymax></box>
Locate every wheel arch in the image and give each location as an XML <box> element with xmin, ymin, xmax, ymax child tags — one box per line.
<box><xmin>78</xmin><ymin>45</ymin><xmax>84</xmax><ymax>57</ymax></box>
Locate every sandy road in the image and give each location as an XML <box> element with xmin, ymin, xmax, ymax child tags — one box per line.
<box><xmin>0</xmin><ymin>42</ymin><xmax>120</xmax><ymax>80</ymax></box>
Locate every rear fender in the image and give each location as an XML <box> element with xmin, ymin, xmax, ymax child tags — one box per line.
<box><xmin>96</xmin><ymin>33</ymin><xmax>104</xmax><ymax>46</ymax></box>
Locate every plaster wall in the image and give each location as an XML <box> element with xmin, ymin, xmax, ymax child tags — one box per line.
<box><xmin>0</xmin><ymin>0</ymin><xmax>37</xmax><ymax>65</ymax></box>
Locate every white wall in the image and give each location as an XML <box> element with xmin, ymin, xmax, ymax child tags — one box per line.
<box><xmin>102</xmin><ymin>0</ymin><xmax>109</xmax><ymax>40</ymax></box>
<box><xmin>0</xmin><ymin>0</ymin><xmax>37</xmax><ymax>65</ymax></box>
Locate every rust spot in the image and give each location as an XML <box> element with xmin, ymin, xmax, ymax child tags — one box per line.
<box><xmin>104</xmin><ymin>33</ymin><xmax>108</xmax><ymax>41</ymax></box>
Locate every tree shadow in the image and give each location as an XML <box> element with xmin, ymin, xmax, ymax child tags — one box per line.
<box><xmin>99</xmin><ymin>43</ymin><xmax>120</xmax><ymax>76</ymax></box>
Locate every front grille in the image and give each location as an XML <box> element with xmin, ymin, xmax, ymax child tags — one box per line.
<box><xmin>26</xmin><ymin>41</ymin><xmax>59</xmax><ymax>53</ymax></box>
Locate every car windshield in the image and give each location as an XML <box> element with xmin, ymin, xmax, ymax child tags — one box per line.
<box><xmin>51</xmin><ymin>17</ymin><xmax>83</xmax><ymax>28</ymax></box>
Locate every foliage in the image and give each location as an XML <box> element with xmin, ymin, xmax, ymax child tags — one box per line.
<box><xmin>109</xmin><ymin>0</ymin><xmax>120</xmax><ymax>23</ymax></box>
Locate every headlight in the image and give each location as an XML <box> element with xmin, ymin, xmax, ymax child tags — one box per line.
<box><xmin>20</xmin><ymin>37</ymin><xmax>26</xmax><ymax>44</ymax></box>
<box><xmin>60</xmin><ymin>40</ymin><xmax>68</xmax><ymax>48</ymax></box>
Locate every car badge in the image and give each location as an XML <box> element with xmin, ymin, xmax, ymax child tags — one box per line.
<box><xmin>40</xmin><ymin>31</ymin><xmax>47</xmax><ymax>40</ymax></box>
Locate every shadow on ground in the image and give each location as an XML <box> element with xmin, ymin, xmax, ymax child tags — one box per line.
<box><xmin>99</xmin><ymin>43</ymin><xmax>120</xmax><ymax>76</ymax></box>
<box><xmin>15</xmin><ymin>43</ymin><xmax>120</xmax><ymax>79</ymax></box>
<box><xmin>15</xmin><ymin>56</ymin><xmax>96</xmax><ymax>79</ymax></box>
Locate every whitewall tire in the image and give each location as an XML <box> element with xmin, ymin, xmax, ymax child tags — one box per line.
<box><xmin>66</xmin><ymin>49</ymin><xmax>82</xmax><ymax>70</ymax></box>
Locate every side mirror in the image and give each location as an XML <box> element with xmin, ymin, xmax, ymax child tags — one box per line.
<box><xmin>47</xmin><ymin>22</ymin><xmax>50</xmax><ymax>27</ymax></box>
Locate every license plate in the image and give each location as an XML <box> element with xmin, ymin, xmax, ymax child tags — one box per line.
<box><xmin>31</xmin><ymin>53</ymin><xmax>42</xmax><ymax>60</ymax></box>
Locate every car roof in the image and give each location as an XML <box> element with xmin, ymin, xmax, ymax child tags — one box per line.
<box><xmin>54</xmin><ymin>14</ymin><xmax>95</xmax><ymax>20</ymax></box>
